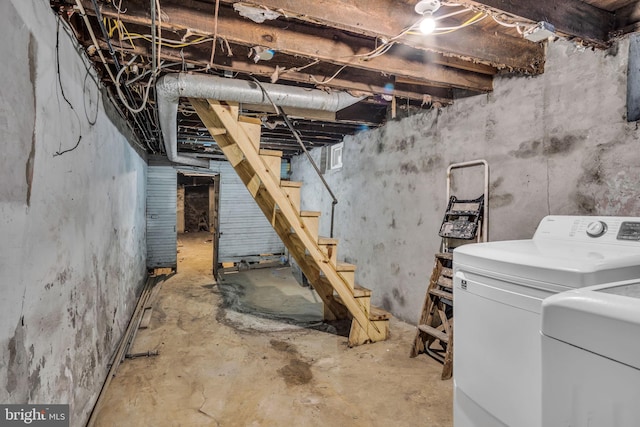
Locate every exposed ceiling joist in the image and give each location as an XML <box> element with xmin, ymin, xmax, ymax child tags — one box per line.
<box><xmin>95</xmin><ymin>37</ymin><xmax>454</xmax><ymax>104</ymax></box>
<box><xmin>83</xmin><ymin>0</ymin><xmax>493</xmax><ymax>92</ymax></box>
<box><xmin>53</xmin><ymin>0</ymin><xmax>635</xmax><ymax>161</ymax></box>
<box><xmin>216</xmin><ymin>0</ymin><xmax>544</xmax><ymax>73</ymax></box>
<box><xmin>614</xmin><ymin>2</ymin><xmax>640</xmax><ymax>36</ymax></box>
<box><xmin>455</xmin><ymin>0</ymin><xmax>614</xmax><ymax>46</ymax></box>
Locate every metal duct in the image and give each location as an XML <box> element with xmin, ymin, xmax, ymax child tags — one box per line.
<box><xmin>156</xmin><ymin>73</ymin><xmax>364</xmax><ymax>167</ymax></box>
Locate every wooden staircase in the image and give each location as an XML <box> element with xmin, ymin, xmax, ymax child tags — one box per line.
<box><xmin>190</xmin><ymin>99</ymin><xmax>390</xmax><ymax>346</ymax></box>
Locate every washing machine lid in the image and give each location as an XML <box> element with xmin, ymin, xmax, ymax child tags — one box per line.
<box><xmin>541</xmin><ymin>281</ymin><xmax>640</xmax><ymax>370</ymax></box>
<box><xmin>454</xmin><ymin>239</ymin><xmax>640</xmax><ymax>289</ymax></box>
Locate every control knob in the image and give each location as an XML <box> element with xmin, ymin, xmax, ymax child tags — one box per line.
<box><xmin>586</xmin><ymin>221</ymin><xmax>607</xmax><ymax>238</ymax></box>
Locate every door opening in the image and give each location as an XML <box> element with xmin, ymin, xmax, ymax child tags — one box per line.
<box><xmin>177</xmin><ymin>172</ymin><xmax>220</xmax><ymax>276</ymax></box>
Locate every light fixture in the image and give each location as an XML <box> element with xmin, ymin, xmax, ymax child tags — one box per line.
<box><xmin>415</xmin><ymin>0</ymin><xmax>441</xmax><ymax>35</ymax></box>
<box><xmin>419</xmin><ymin>17</ymin><xmax>437</xmax><ymax>34</ymax></box>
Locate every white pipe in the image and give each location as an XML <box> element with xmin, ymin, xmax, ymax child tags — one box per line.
<box><xmin>446</xmin><ymin>159</ymin><xmax>489</xmax><ymax>242</ymax></box>
<box><xmin>156</xmin><ymin>73</ymin><xmax>364</xmax><ymax>167</ymax></box>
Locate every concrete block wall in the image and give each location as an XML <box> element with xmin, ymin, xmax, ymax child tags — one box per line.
<box><xmin>0</xmin><ymin>1</ymin><xmax>147</xmax><ymax>424</ymax></box>
<box><xmin>292</xmin><ymin>38</ymin><xmax>640</xmax><ymax>323</ymax></box>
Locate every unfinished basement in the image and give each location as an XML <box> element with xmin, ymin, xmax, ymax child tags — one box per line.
<box><xmin>3</xmin><ymin>0</ymin><xmax>640</xmax><ymax>426</ymax></box>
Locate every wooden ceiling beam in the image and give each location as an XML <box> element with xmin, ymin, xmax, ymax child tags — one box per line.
<box><xmin>92</xmin><ymin>37</ymin><xmax>454</xmax><ymax>105</ymax></box>
<box><xmin>210</xmin><ymin>0</ymin><xmax>542</xmax><ymax>73</ymax></box>
<box><xmin>612</xmin><ymin>2</ymin><xmax>640</xmax><ymax>37</ymax></box>
<box><xmin>453</xmin><ymin>0</ymin><xmax>614</xmax><ymax>46</ymax></box>
<box><xmin>83</xmin><ymin>0</ymin><xmax>493</xmax><ymax>92</ymax></box>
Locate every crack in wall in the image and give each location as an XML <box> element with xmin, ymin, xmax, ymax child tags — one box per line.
<box><xmin>26</xmin><ymin>33</ymin><xmax>37</xmax><ymax>207</ymax></box>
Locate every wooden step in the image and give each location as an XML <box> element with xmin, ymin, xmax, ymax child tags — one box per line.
<box><xmin>336</xmin><ymin>262</ymin><xmax>356</xmax><ymax>289</ymax></box>
<box><xmin>317</xmin><ymin>276</ymin><xmax>369</xmax><ymax>298</ymax></box>
<box><xmin>349</xmin><ymin>318</ymin><xmax>390</xmax><ymax>347</ymax></box>
<box><xmin>369</xmin><ymin>305</ymin><xmax>392</xmax><ymax>321</ymax></box>
<box><xmin>436</xmin><ymin>252</ymin><xmax>453</xmax><ymax>261</ymax></box>
<box><xmin>318</xmin><ymin>236</ymin><xmax>338</xmax><ymax>266</ymax></box>
<box><xmin>437</xmin><ymin>276</ymin><xmax>453</xmax><ymax>289</ymax></box>
<box><xmin>238</xmin><ymin>115</ymin><xmax>262</xmax><ymax>151</ymax></box>
<box><xmin>300</xmin><ymin>211</ymin><xmax>321</xmax><ymax>240</ymax></box>
<box><xmin>353</xmin><ymin>284</ymin><xmax>372</xmax><ymax>298</ymax></box>
<box><xmin>280</xmin><ymin>180</ymin><xmax>302</xmax><ymax>212</ymax></box>
<box><xmin>333</xmin><ymin>294</ymin><xmax>391</xmax><ymax>321</ymax></box>
<box><xmin>356</xmin><ymin>294</ymin><xmax>371</xmax><ymax>314</ymax></box>
<box><xmin>318</xmin><ymin>236</ymin><xmax>338</xmax><ymax>245</ymax></box>
<box><xmin>259</xmin><ymin>149</ymin><xmax>282</xmax><ymax>184</ymax></box>
<box><xmin>429</xmin><ymin>288</ymin><xmax>453</xmax><ymax>302</ymax></box>
<box><xmin>417</xmin><ymin>324</ymin><xmax>449</xmax><ymax>344</ymax></box>
<box><xmin>336</xmin><ymin>262</ymin><xmax>356</xmax><ymax>272</ymax></box>
<box><xmin>350</xmin><ymin>285</ymin><xmax>371</xmax><ymax>312</ymax></box>
<box><xmin>441</xmin><ymin>267</ymin><xmax>453</xmax><ymax>278</ymax></box>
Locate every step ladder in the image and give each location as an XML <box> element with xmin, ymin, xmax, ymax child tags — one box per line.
<box><xmin>189</xmin><ymin>98</ymin><xmax>390</xmax><ymax>346</ymax></box>
<box><xmin>410</xmin><ymin>194</ymin><xmax>485</xmax><ymax>379</ymax></box>
<box><xmin>410</xmin><ymin>252</ymin><xmax>454</xmax><ymax>379</ymax></box>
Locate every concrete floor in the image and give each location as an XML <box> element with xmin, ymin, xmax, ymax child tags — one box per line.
<box><xmin>94</xmin><ymin>232</ymin><xmax>453</xmax><ymax>426</ymax></box>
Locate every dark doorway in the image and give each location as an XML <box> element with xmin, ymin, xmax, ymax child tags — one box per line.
<box><xmin>177</xmin><ymin>173</ymin><xmax>220</xmax><ymax>275</ymax></box>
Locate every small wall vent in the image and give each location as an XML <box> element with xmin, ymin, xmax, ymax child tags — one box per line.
<box><xmin>329</xmin><ymin>142</ymin><xmax>344</xmax><ymax>170</ymax></box>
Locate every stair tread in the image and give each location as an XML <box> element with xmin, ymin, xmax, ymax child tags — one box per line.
<box><xmin>318</xmin><ymin>236</ymin><xmax>338</xmax><ymax>245</ymax></box>
<box><xmin>353</xmin><ymin>284</ymin><xmax>372</xmax><ymax>298</ymax></box>
<box><xmin>336</xmin><ymin>262</ymin><xmax>357</xmax><ymax>272</ymax></box>
<box><xmin>429</xmin><ymin>288</ymin><xmax>453</xmax><ymax>301</ymax></box>
<box><xmin>301</xmin><ymin>210</ymin><xmax>321</xmax><ymax>217</ymax></box>
<box><xmin>280</xmin><ymin>180</ymin><xmax>302</xmax><ymax>188</ymax></box>
<box><xmin>259</xmin><ymin>149</ymin><xmax>283</xmax><ymax>157</ymax></box>
<box><xmin>333</xmin><ymin>294</ymin><xmax>391</xmax><ymax>320</ymax></box>
<box><xmin>417</xmin><ymin>324</ymin><xmax>450</xmax><ymax>343</ymax></box>
<box><xmin>436</xmin><ymin>252</ymin><xmax>453</xmax><ymax>261</ymax></box>
<box><xmin>441</xmin><ymin>267</ymin><xmax>453</xmax><ymax>278</ymax></box>
<box><xmin>238</xmin><ymin>115</ymin><xmax>262</xmax><ymax>125</ymax></box>
<box><xmin>369</xmin><ymin>305</ymin><xmax>392</xmax><ymax>321</ymax></box>
<box><xmin>437</xmin><ymin>276</ymin><xmax>453</xmax><ymax>289</ymax></box>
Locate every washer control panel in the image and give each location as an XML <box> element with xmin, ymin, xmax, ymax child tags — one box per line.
<box><xmin>534</xmin><ymin>216</ymin><xmax>640</xmax><ymax>244</ymax></box>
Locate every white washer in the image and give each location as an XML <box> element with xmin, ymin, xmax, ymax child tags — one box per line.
<box><xmin>453</xmin><ymin>215</ymin><xmax>640</xmax><ymax>427</ymax></box>
<box><xmin>541</xmin><ymin>280</ymin><xmax>640</xmax><ymax>427</ymax></box>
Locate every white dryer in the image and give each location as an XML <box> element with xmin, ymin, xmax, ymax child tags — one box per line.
<box><xmin>541</xmin><ymin>280</ymin><xmax>640</xmax><ymax>427</ymax></box>
<box><xmin>453</xmin><ymin>215</ymin><xmax>640</xmax><ymax>427</ymax></box>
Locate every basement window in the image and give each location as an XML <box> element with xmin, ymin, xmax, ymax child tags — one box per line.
<box><xmin>329</xmin><ymin>142</ymin><xmax>344</xmax><ymax>170</ymax></box>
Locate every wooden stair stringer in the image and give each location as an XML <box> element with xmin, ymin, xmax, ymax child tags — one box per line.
<box><xmin>191</xmin><ymin>98</ymin><xmax>385</xmax><ymax>345</ymax></box>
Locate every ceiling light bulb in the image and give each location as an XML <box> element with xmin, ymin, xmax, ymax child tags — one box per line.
<box><xmin>420</xmin><ymin>16</ymin><xmax>436</xmax><ymax>34</ymax></box>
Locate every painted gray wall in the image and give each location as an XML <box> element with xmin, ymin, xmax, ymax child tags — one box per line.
<box><xmin>0</xmin><ymin>1</ymin><xmax>147</xmax><ymax>424</ymax></box>
<box><xmin>292</xmin><ymin>38</ymin><xmax>640</xmax><ymax>323</ymax></box>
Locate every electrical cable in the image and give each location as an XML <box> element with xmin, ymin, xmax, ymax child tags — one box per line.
<box><xmin>310</xmin><ymin>64</ymin><xmax>348</xmax><ymax>84</ymax></box>
<box><xmin>431</xmin><ymin>12</ymin><xmax>486</xmax><ymax>35</ymax></box>
<box><xmin>155</xmin><ymin>0</ymin><xmax>162</xmax><ymax>75</ymax></box>
<box><xmin>111</xmin><ymin>31</ymin><xmax>213</xmax><ymax>48</ymax></box>
<box><xmin>491</xmin><ymin>14</ymin><xmax>528</xmax><ymax>35</ymax></box>
<box><xmin>208</xmin><ymin>0</ymin><xmax>220</xmax><ymax>68</ymax></box>
<box><xmin>90</xmin><ymin>0</ymin><xmax>158</xmax><ymax>149</ymax></box>
<box><xmin>351</xmin><ymin>6</ymin><xmax>471</xmax><ymax>61</ymax></box>
<box><xmin>74</xmin><ymin>0</ymin><xmax>117</xmax><ymax>84</ymax></box>
<box><xmin>112</xmin><ymin>0</ymin><xmax>127</xmax><ymax>14</ymax></box>
<box><xmin>54</xmin><ymin>17</ymin><xmax>83</xmax><ymax>157</ymax></box>
<box><xmin>115</xmin><ymin>55</ymin><xmax>155</xmax><ymax>114</ymax></box>
<box><xmin>150</xmin><ymin>0</ymin><xmax>162</xmax><ymax>152</ymax></box>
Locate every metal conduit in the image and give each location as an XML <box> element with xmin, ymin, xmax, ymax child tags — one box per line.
<box><xmin>155</xmin><ymin>73</ymin><xmax>364</xmax><ymax>167</ymax></box>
